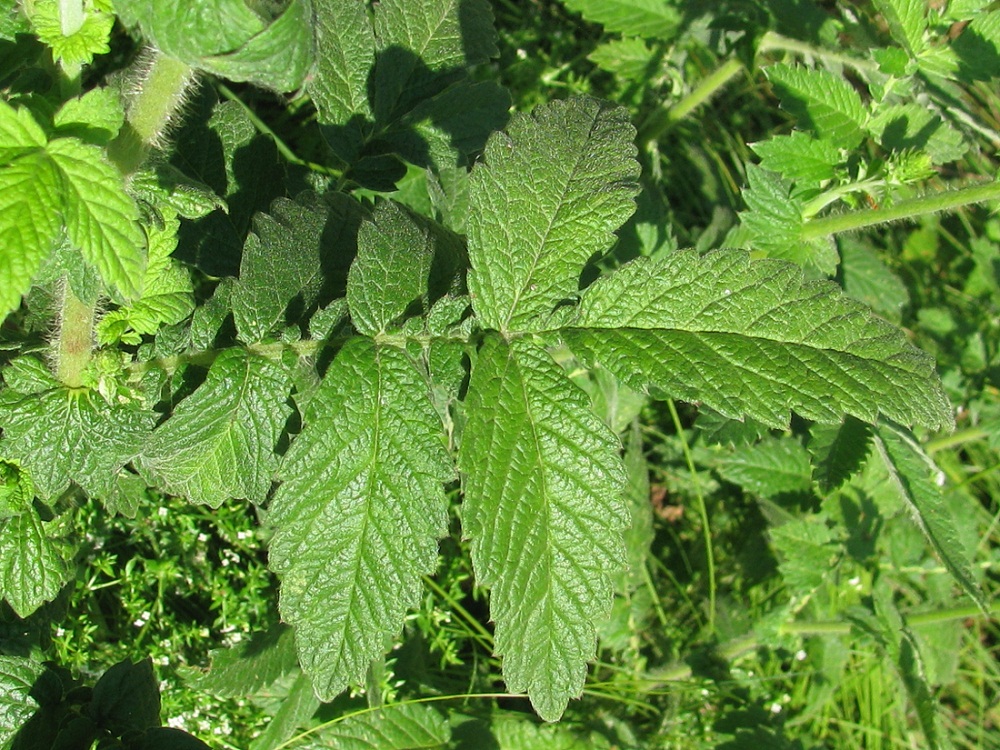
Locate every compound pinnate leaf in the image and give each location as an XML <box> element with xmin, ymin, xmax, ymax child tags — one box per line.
<box><xmin>48</xmin><ymin>138</ymin><xmax>146</xmax><ymax>301</ymax></box>
<box><xmin>0</xmin><ymin>656</ymin><xmax>45</xmax><ymax>745</ymax></box>
<box><xmin>468</xmin><ymin>97</ymin><xmax>640</xmax><ymax>333</ymax></box>
<box><xmin>269</xmin><ymin>339</ymin><xmax>452</xmax><ymax>700</ymax></box>
<box><xmin>562</xmin><ymin>0</ymin><xmax>681</xmax><ymax>39</ymax></box>
<box><xmin>765</xmin><ymin>64</ymin><xmax>868</xmax><ymax>148</ymax></box>
<box><xmin>459</xmin><ymin>336</ymin><xmax>628</xmax><ymax>721</ymax></box>
<box><xmin>561</xmin><ymin>251</ymin><xmax>953</xmax><ymax>431</ymax></box>
<box><xmin>0</xmin><ymin>358</ymin><xmax>153</xmax><ymax>498</ymax></box>
<box><xmin>874</xmin><ymin>421</ymin><xmax>989</xmax><ymax>616</ymax></box>
<box><xmin>139</xmin><ymin>349</ymin><xmax>291</xmax><ymax>508</ymax></box>
<box><xmin>0</xmin><ymin>509</ymin><xmax>69</xmax><ymax>617</ymax></box>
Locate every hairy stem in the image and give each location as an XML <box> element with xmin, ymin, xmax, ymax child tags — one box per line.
<box><xmin>802</xmin><ymin>180</ymin><xmax>1000</xmax><ymax>239</ymax></box>
<box><xmin>55</xmin><ymin>281</ymin><xmax>94</xmax><ymax>388</ymax></box>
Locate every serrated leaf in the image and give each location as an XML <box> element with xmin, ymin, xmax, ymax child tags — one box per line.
<box><xmin>232</xmin><ymin>192</ymin><xmax>366</xmax><ymax>343</ymax></box>
<box><xmin>26</xmin><ymin>0</ymin><xmax>114</xmax><ymax>66</ymax></box>
<box><xmin>739</xmin><ymin>165</ymin><xmax>805</xmax><ymax>251</ymax></box>
<box><xmin>874</xmin><ymin>421</ymin><xmax>988</xmax><ymax>615</ymax></box>
<box><xmin>459</xmin><ymin>336</ymin><xmax>628</xmax><ymax>721</ymax></box>
<box><xmin>97</xmin><ymin>211</ymin><xmax>194</xmax><ymax>345</ymax></box>
<box><xmin>468</xmin><ymin>97</ymin><xmax>640</xmax><ymax>332</ymax></box>
<box><xmin>47</xmin><ymin>138</ymin><xmax>145</xmax><ymax>300</ymax></box>
<box><xmin>560</xmin><ymin>251</ymin><xmax>953</xmax><ymax>431</ymax></box>
<box><xmin>372</xmin><ymin>0</ymin><xmax>498</xmax><ymax>122</ymax></box>
<box><xmin>53</xmin><ymin>87</ymin><xmax>124</xmax><ymax>145</ymax></box>
<box><xmin>0</xmin><ymin>509</ymin><xmax>69</xmax><ymax>617</ymax></box>
<box><xmin>716</xmin><ymin>437</ymin><xmax>813</xmax><ymax>499</ymax></box>
<box><xmin>563</xmin><ymin>0</ymin><xmax>681</xmax><ymax>39</ymax></box>
<box><xmin>348</xmin><ymin>200</ymin><xmax>457</xmax><ymax>335</ymax></box>
<box><xmin>0</xmin><ymin>656</ymin><xmax>45</xmax><ymax>745</ymax></box>
<box><xmin>0</xmin><ymin>151</ymin><xmax>62</xmax><ymax>319</ymax></box>
<box><xmin>312</xmin><ymin>703</ymin><xmax>450</xmax><ymax>749</ymax></box>
<box><xmin>807</xmin><ymin>417</ymin><xmax>873</xmax><ymax>493</ymax></box>
<box><xmin>765</xmin><ymin>64</ymin><xmax>868</xmax><ymax>148</ymax></box>
<box><xmin>0</xmin><ymin>99</ymin><xmax>47</xmax><ymax>163</ymax></box>
<box><xmin>873</xmin><ymin>0</ymin><xmax>927</xmax><ymax>56</ymax></box>
<box><xmin>248</xmin><ymin>670</ymin><xmax>319</xmax><ymax>750</ymax></box>
<box><xmin>589</xmin><ymin>38</ymin><xmax>658</xmax><ymax>81</ymax></box>
<box><xmin>751</xmin><ymin>132</ymin><xmax>841</xmax><ymax>185</ymax></box>
<box><xmin>0</xmin><ymin>360</ymin><xmax>153</xmax><ymax>498</ymax></box>
<box><xmin>269</xmin><ymin>339</ymin><xmax>452</xmax><ymax>700</ymax></box>
<box><xmin>139</xmin><ymin>349</ymin><xmax>291</xmax><ymax>508</ymax></box>
<box><xmin>0</xmin><ymin>460</ymin><xmax>33</xmax><ymax>520</ymax></box>
<box><xmin>867</xmin><ymin>103</ymin><xmax>967</xmax><ymax>164</ymax></box>
<box><xmin>769</xmin><ymin>515</ymin><xmax>838</xmax><ymax>594</ymax></box>
<box><xmin>953</xmin><ymin>11</ymin><xmax>1000</xmax><ymax>81</ymax></box>
<box><xmin>187</xmin><ymin>624</ymin><xmax>297</xmax><ymax>697</ymax></box>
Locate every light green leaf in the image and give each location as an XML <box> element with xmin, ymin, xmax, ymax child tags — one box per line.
<box><xmin>97</xmin><ymin>211</ymin><xmax>194</xmax><ymax>345</ymax></box>
<box><xmin>348</xmin><ymin>200</ymin><xmax>457</xmax><ymax>335</ymax></box>
<box><xmin>0</xmin><ymin>99</ymin><xmax>47</xmax><ymax>163</ymax></box>
<box><xmin>751</xmin><ymin>132</ymin><xmax>841</xmax><ymax>185</ymax></box>
<box><xmin>589</xmin><ymin>38</ymin><xmax>658</xmax><ymax>80</ymax></box>
<box><xmin>26</xmin><ymin>0</ymin><xmax>114</xmax><ymax>66</ymax></box>
<box><xmin>53</xmin><ymin>86</ymin><xmax>125</xmax><ymax>145</ymax></box>
<box><xmin>716</xmin><ymin>437</ymin><xmax>813</xmax><ymax>499</ymax></box>
<box><xmin>311</xmin><ymin>703</ymin><xmax>450</xmax><ymax>749</ymax></box>
<box><xmin>0</xmin><ymin>509</ymin><xmax>69</xmax><ymax>617</ymax></box>
<box><xmin>139</xmin><ymin>349</ymin><xmax>291</xmax><ymax>508</ymax></box>
<box><xmin>0</xmin><ymin>656</ymin><xmax>45</xmax><ymax>745</ymax></box>
<box><xmin>0</xmin><ymin>152</ymin><xmax>62</xmax><ymax>319</ymax></box>
<box><xmin>953</xmin><ymin>11</ymin><xmax>1000</xmax><ymax>81</ymax></box>
<box><xmin>269</xmin><ymin>339</ymin><xmax>452</xmax><ymax>700</ymax></box>
<box><xmin>560</xmin><ymin>251</ymin><xmax>953</xmax><ymax>431</ymax></box>
<box><xmin>873</xmin><ymin>0</ymin><xmax>927</xmax><ymax>56</ymax></box>
<box><xmin>308</xmin><ymin>0</ymin><xmax>374</xmax><ymax>137</ymax></box>
<box><xmin>765</xmin><ymin>64</ymin><xmax>868</xmax><ymax>148</ymax></box>
<box><xmin>372</xmin><ymin>0</ymin><xmax>498</xmax><ymax>121</ymax></box>
<box><xmin>47</xmin><ymin>138</ymin><xmax>146</xmax><ymax>300</ymax></box>
<box><xmin>562</xmin><ymin>0</ymin><xmax>681</xmax><ymax>39</ymax></box>
<box><xmin>874</xmin><ymin>421</ymin><xmax>988</xmax><ymax>615</ymax></box>
<box><xmin>0</xmin><ymin>0</ymin><xmax>29</xmax><ymax>39</ymax></box>
<box><xmin>459</xmin><ymin>336</ymin><xmax>628</xmax><ymax>721</ymax></box>
<box><xmin>468</xmin><ymin>97</ymin><xmax>640</xmax><ymax>332</ymax></box>
<box><xmin>0</xmin><ymin>359</ymin><xmax>153</xmax><ymax>498</ymax></box>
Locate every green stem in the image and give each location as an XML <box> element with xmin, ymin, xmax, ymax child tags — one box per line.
<box><xmin>757</xmin><ymin>31</ymin><xmax>879</xmax><ymax>75</ymax></box>
<box><xmin>55</xmin><ymin>281</ymin><xmax>94</xmax><ymax>388</ymax></box>
<box><xmin>637</xmin><ymin>57</ymin><xmax>745</xmax><ymax>146</ymax></box>
<box><xmin>108</xmin><ymin>51</ymin><xmax>197</xmax><ymax>175</ymax></box>
<box><xmin>802</xmin><ymin>180</ymin><xmax>1000</xmax><ymax>240</ymax></box>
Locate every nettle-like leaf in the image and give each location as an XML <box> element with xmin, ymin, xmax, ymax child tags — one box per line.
<box><xmin>0</xmin><ymin>657</ymin><xmax>46</xmax><ymax>746</ymax></box>
<box><xmin>269</xmin><ymin>338</ymin><xmax>453</xmax><ymax>700</ymax></box>
<box><xmin>138</xmin><ymin>349</ymin><xmax>292</xmax><ymax>508</ymax></box>
<box><xmin>0</xmin><ymin>358</ymin><xmax>152</xmax><ymax>499</ymax></box>
<box><xmin>562</xmin><ymin>0</ymin><xmax>681</xmax><ymax>40</ymax></box>
<box><xmin>311</xmin><ymin>703</ymin><xmax>450</xmax><ymax>749</ymax></box>
<box><xmin>0</xmin><ymin>507</ymin><xmax>70</xmax><ymax>616</ymax></box>
<box><xmin>460</xmin><ymin>336</ymin><xmax>629</xmax><ymax>721</ymax></box>
<box><xmin>559</xmin><ymin>250</ymin><xmax>953</xmax><ymax>431</ymax></box>
<box><xmin>25</xmin><ymin>0</ymin><xmax>114</xmax><ymax>67</ymax></box>
<box><xmin>467</xmin><ymin>97</ymin><xmax>641</xmax><ymax>332</ymax></box>
<box><xmin>873</xmin><ymin>0</ymin><xmax>927</xmax><ymax>57</ymax></box>
<box><xmin>765</xmin><ymin>64</ymin><xmax>868</xmax><ymax>148</ymax></box>
<box><xmin>751</xmin><ymin>132</ymin><xmax>841</xmax><ymax>186</ymax></box>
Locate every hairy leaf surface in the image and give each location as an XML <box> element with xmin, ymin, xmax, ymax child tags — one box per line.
<box><xmin>468</xmin><ymin>97</ymin><xmax>640</xmax><ymax>332</ymax></box>
<box><xmin>460</xmin><ymin>336</ymin><xmax>628</xmax><ymax>720</ymax></box>
<box><xmin>139</xmin><ymin>349</ymin><xmax>291</xmax><ymax>508</ymax></box>
<box><xmin>561</xmin><ymin>251</ymin><xmax>953</xmax><ymax>431</ymax></box>
<box><xmin>269</xmin><ymin>339</ymin><xmax>452</xmax><ymax>700</ymax></box>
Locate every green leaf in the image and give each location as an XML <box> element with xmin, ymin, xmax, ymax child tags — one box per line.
<box><xmin>52</xmin><ymin>86</ymin><xmax>125</xmax><ymax>145</ymax></box>
<box><xmin>232</xmin><ymin>192</ymin><xmax>365</xmax><ymax>343</ymax></box>
<box><xmin>269</xmin><ymin>339</ymin><xmax>452</xmax><ymax>700</ymax></box>
<box><xmin>139</xmin><ymin>349</ymin><xmax>291</xmax><ymax>508</ymax></box>
<box><xmin>562</xmin><ymin>0</ymin><xmax>681</xmax><ymax>39</ymax></box>
<box><xmin>953</xmin><ymin>11</ymin><xmax>1000</xmax><ymax>81</ymax></box>
<box><xmin>96</xmin><ymin>211</ymin><xmax>194</xmax><ymax>345</ymax></box>
<box><xmin>0</xmin><ymin>151</ymin><xmax>62</xmax><ymax>319</ymax></box>
<box><xmin>716</xmin><ymin>437</ymin><xmax>813</xmax><ymax>499</ymax></box>
<box><xmin>88</xmin><ymin>659</ymin><xmax>160</xmax><ymax>736</ymax></box>
<box><xmin>26</xmin><ymin>0</ymin><xmax>114</xmax><ymax>67</ymax></box>
<box><xmin>872</xmin><ymin>0</ymin><xmax>927</xmax><ymax>56</ymax></box>
<box><xmin>739</xmin><ymin>165</ymin><xmax>827</xmax><ymax>269</ymax></box>
<box><xmin>186</xmin><ymin>624</ymin><xmax>297</xmax><ymax>697</ymax></box>
<box><xmin>0</xmin><ymin>508</ymin><xmax>69</xmax><ymax>617</ymax></box>
<box><xmin>751</xmin><ymin>132</ymin><xmax>841</xmax><ymax>185</ymax></box>
<box><xmin>839</xmin><ymin>239</ymin><xmax>909</xmax><ymax>321</ymax></box>
<box><xmin>765</xmin><ymin>64</ymin><xmax>868</xmax><ymax>148</ymax></box>
<box><xmin>372</xmin><ymin>0</ymin><xmax>498</xmax><ymax>121</ymax></box>
<box><xmin>459</xmin><ymin>336</ymin><xmax>628</xmax><ymax>721</ymax></box>
<box><xmin>769</xmin><ymin>515</ymin><xmax>838</xmax><ymax>594</ymax></box>
<box><xmin>0</xmin><ymin>1</ymin><xmax>29</xmax><ymax>39</ymax></box>
<box><xmin>311</xmin><ymin>703</ymin><xmax>450</xmax><ymax>749</ymax></box>
<box><xmin>0</xmin><ymin>99</ymin><xmax>47</xmax><ymax>163</ymax></box>
<box><xmin>468</xmin><ymin>97</ymin><xmax>640</xmax><ymax>332</ymax></box>
<box><xmin>0</xmin><ymin>656</ymin><xmax>45</xmax><ymax>745</ymax></box>
<box><xmin>48</xmin><ymin>138</ymin><xmax>145</xmax><ymax>301</ymax></box>
<box><xmin>247</xmin><ymin>671</ymin><xmax>319</xmax><ymax>750</ymax></box>
<box><xmin>807</xmin><ymin>417</ymin><xmax>873</xmax><ymax>493</ymax></box>
<box><xmin>873</xmin><ymin>421</ymin><xmax>988</xmax><ymax>615</ymax></box>
<box><xmin>867</xmin><ymin>103</ymin><xmax>967</xmax><ymax>164</ymax></box>
<box><xmin>589</xmin><ymin>38</ymin><xmax>659</xmax><ymax>81</ymax></box>
<box><xmin>560</xmin><ymin>251</ymin><xmax>953</xmax><ymax>431</ymax></box>
<box><xmin>348</xmin><ymin>200</ymin><xmax>458</xmax><ymax>335</ymax></box>
<box><xmin>0</xmin><ymin>460</ymin><xmax>33</xmax><ymax>520</ymax></box>
<box><xmin>0</xmin><ymin>359</ymin><xmax>153</xmax><ymax>498</ymax></box>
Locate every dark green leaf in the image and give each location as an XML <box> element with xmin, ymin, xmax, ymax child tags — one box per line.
<box><xmin>88</xmin><ymin>659</ymin><xmax>161</xmax><ymax>736</ymax></box>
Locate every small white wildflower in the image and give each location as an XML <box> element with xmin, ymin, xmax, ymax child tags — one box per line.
<box><xmin>770</xmin><ymin>702</ymin><xmax>782</xmax><ymax>714</ymax></box>
<box><xmin>795</xmin><ymin>649</ymin><xmax>807</xmax><ymax>661</ymax></box>
<box><xmin>197</xmin><ymin>533</ymin><xmax>209</xmax><ymax>543</ymax></box>
<box><xmin>848</xmin><ymin>576</ymin><xmax>862</xmax><ymax>588</ymax></box>
<box><xmin>157</xmin><ymin>507</ymin><xmax>168</xmax><ymax>518</ymax></box>
<box><xmin>167</xmin><ymin>716</ymin><xmax>186</xmax><ymax>729</ymax></box>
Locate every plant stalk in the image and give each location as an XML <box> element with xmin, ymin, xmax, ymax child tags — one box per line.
<box><xmin>55</xmin><ymin>281</ymin><xmax>95</xmax><ymax>388</ymax></box>
<box><xmin>802</xmin><ymin>180</ymin><xmax>1000</xmax><ymax>239</ymax></box>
